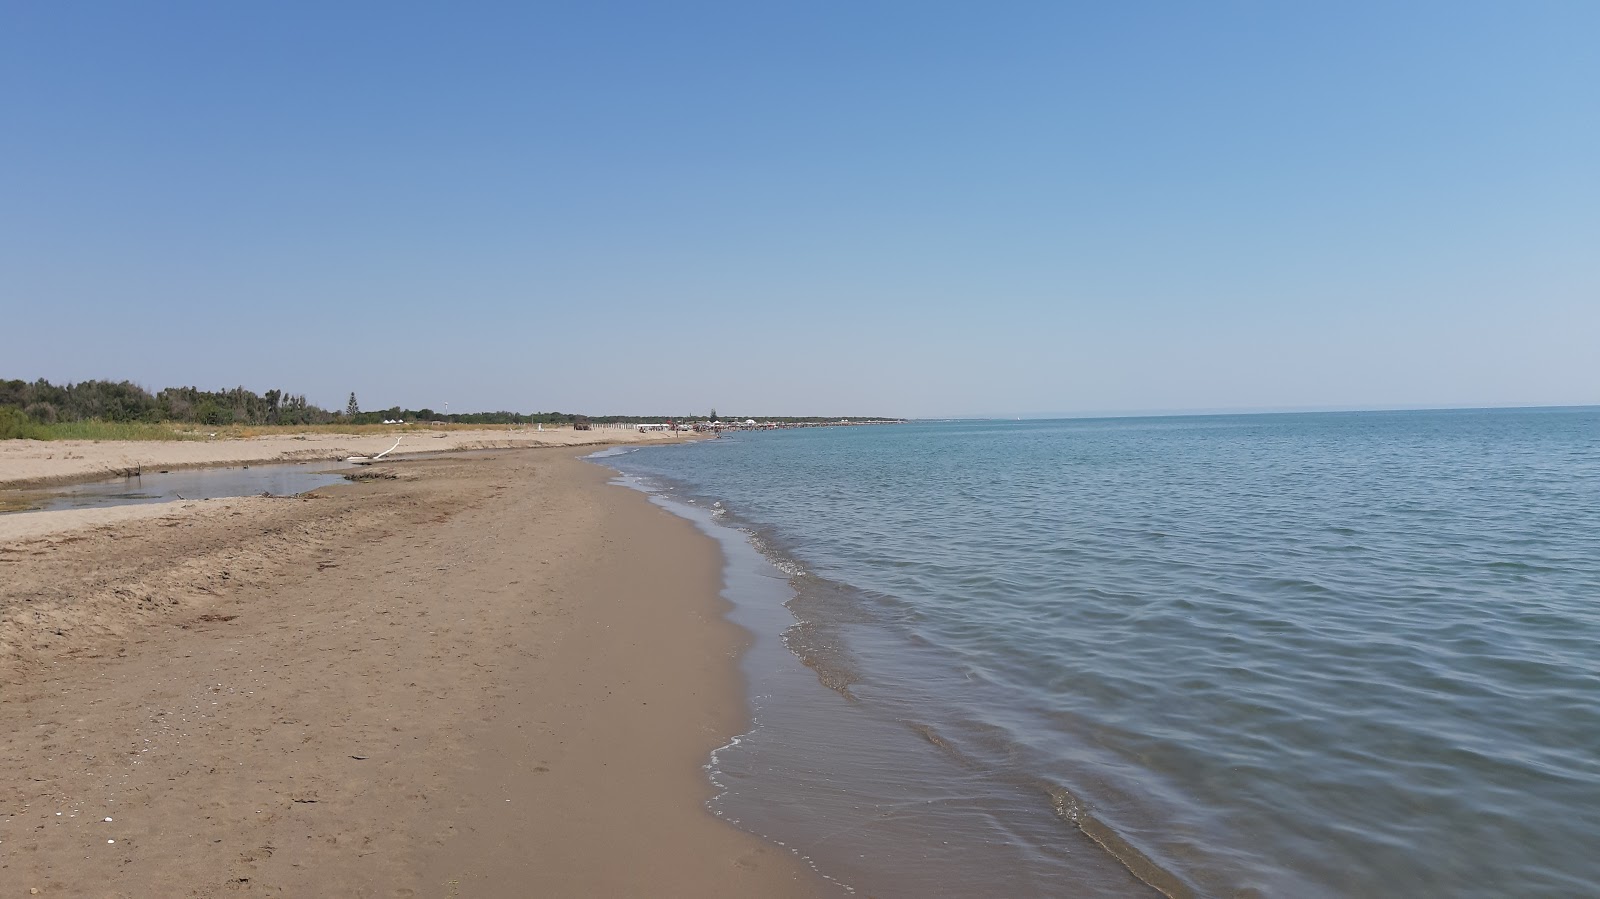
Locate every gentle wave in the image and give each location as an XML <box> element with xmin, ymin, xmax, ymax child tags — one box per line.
<box><xmin>605</xmin><ymin>409</ymin><xmax>1600</xmax><ymax>897</ymax></box>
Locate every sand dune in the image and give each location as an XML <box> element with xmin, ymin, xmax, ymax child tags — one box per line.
<box><xmin>0</xmin><ymin>425</ymin><xmax>685</xmax><ymax>489</ymax></box>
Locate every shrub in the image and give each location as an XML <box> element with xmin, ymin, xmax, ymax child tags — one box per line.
<box><xmin>24</xmin><ymin>402</ymin><xmax>58</xmax><ymax>423</ymax></box>
<box><xmin>0</xmin><ymin>405</ymin><xmax>49</xmax><ymax>439</ymax></box>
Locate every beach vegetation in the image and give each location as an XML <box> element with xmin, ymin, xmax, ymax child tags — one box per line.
<box><xmin>0</xmin><ymin>405</ymin><xmax>51</xmax><ymax>439</ymax></box>
<box><xmin>1</xmin><ymin>377</ymin><xmax>902</xmax><ymax>440</ymax></box>
<box><xmin>0</xmin><ymin>378</ymin><xmax>335</xmax><ymax>434</ymax></box>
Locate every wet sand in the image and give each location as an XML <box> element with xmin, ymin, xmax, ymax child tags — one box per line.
<box><xmin>0</xmin><ymin>449</ymin><xmax>831</xmax><ymax>897</ymax></box>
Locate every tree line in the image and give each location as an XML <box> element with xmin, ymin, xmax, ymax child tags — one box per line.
<box><xmin>1</xmin><ymin>379</ymin><xmax>329</xmax><ymax>427</ymax></box>
<box><xmin>1</xmin><ymin>378</ymin><xmax>900</xmax><ymax>431</ymax></box>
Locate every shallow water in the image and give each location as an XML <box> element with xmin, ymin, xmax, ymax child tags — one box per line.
<box><xmin>0</xmin><ymin>462</ymin><xmax>353</xmax><ymax>514</ymax></box>
<box><xmin>602</xmin><ymin>409</ymin><xmax>1600</xmax><ymax>897</ymax></box>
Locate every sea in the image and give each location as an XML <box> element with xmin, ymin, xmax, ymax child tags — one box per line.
<box><xmin>596</xmin><ymin>408</ymin><xmax>1600</xmax><ymax>898</ymax></box>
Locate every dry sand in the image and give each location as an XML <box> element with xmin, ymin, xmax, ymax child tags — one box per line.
<box><xmin>0</xmin><ymin>447</ymin><xmax>832</xmax><ymax>897</ymax></box>
<box><xmin>0</xmin><ymin>501</ymin><xmax>229</xmax><ymax>544</ymax></box>
<box><xmin>0</xmin><ymin>426</ymin><xmax>683</xmax><ymax>489</ymax></box>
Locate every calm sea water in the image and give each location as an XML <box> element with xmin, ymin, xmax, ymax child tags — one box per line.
<box><xmin>603</xmin><ymin>409</ymin><xmax>1600</xmax><ymax>898</ymax></box>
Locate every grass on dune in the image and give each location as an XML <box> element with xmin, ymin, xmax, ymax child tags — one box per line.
<box><xmin>1</xmin><ymin>413</ymin><xmax>570</xmax><ymax>442</ymax></box>
<box><xmin>219</xmin><ymin>422</ymin><xmax>556</xmax><ymax>439</ymax></box>
<box><xmin>8</xmin><ymin>419</ymin><xmax>207</xmax><ymax>441</ymax></box>
<box><xmin>2</xmin><ymin>407</ymin><xmax>193</xmax><ymax>440</ymax></box>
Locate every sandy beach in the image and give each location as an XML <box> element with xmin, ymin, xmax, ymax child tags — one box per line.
<box><xmin>0</xmin><ymin>425</ymin><xmax>683</xmax><ymax>490</ymax></box>
<box><xmin>0</xmin><ymin>443</ymin><xmax>831</xmax><ymax>896</ymax></box>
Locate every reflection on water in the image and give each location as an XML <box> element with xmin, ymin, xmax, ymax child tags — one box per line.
<box><xmin>0</xmin><ymin>462</ymin><xmax>354</xmax><ymax>514</ymax></box>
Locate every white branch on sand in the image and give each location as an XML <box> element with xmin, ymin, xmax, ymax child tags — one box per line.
<box><xmin>346</xmin><ymin>437</ymin><xmax>402</xmax><ymax>465</ymax></box>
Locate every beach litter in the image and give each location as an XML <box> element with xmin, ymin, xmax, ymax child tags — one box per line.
<box><xmin>345</xmin><ymin>437</ymin><xmax>403</xmax><ymax>465</ymax></box>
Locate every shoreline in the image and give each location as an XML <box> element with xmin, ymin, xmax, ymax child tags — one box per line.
<box><xmin>601</xmin><ymin>440</ymin><xmax>1168</xmax><ymax>898</ymax></box>
<box><xmin>0</xmin><ymin>446</ymin><xmax>828</xmax><ymax>896</ymax></box>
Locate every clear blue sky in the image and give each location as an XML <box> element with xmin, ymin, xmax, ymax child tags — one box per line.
<box><xmin>3</xmin><ymin>2</ymin><xmax>1596</xmax><ymax>418</ymax></box>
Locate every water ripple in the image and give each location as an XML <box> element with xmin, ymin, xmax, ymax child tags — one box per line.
<box><xmin>611</xmin><ymin>408</ymin><xmax>1600</xmax><ymax>897</ymax></box>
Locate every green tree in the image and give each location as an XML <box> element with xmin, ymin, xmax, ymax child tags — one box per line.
<box><xmin>346</xmin><ymin>392</ymin><xmax>360</xmax><ymax>416</ymax></box>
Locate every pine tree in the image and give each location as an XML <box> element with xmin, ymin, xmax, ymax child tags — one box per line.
<box><xmin>347</xmin><ymin>392</ymin><xmax>360</xmax><ymax>416</ymax></box>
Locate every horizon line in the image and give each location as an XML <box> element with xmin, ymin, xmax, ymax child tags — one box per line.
<box><xmin>924</xmin><ymin>401</ymin><xmax>1600</xmax><ymax>422</ymax></box>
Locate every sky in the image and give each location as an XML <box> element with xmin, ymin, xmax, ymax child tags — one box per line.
<box><xmin>2</xmin><ymin>2</ymin><xmax>1596</xmax><ymax>418</ymax></box>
